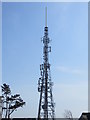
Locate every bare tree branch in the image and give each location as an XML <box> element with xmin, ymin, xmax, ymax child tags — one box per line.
<box><xmin>64</xmin><ymin>110</ymin><xmax>73</xmax><ymax>120</ymax></box>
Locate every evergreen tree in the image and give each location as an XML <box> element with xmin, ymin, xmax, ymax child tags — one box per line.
<box><xmin>1</xmin><ymin>83</ymin><xmax>25</xmax><ymax>118</ymax></box>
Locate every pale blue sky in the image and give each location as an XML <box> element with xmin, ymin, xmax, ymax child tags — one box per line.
<box><xmin>2</xmin><ymin>2</ymin><xmax>88</xmax><ymax>118</ymax></box>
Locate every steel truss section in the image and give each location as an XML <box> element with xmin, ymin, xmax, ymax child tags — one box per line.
<box><xmin>37</xmin><ymin>25</ymin><xmax>55</xmax><ymax>120</ymax></box>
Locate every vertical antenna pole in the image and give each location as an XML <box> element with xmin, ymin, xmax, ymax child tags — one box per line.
<box><xmin>45</xmin><ymin>7</ymin><xmax>47</xmax><ymax>27</ymax></box>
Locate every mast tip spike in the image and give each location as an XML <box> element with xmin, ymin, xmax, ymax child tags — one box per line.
<box><xmin>45</xmin><ymin>7</ymin><xmax>47</xmax><ymax>27</ymax></box>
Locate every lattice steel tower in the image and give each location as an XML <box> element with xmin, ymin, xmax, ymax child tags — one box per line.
<box><xmin>38</xmin><ymin>7</ymin><xmax>55</xmax><ymax>120</ymax></box>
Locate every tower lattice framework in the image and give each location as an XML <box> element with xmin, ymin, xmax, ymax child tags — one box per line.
<box><xmin>38</xmin><ymin>8</ymin><xmax>55</xmax><ymax>120</ymax></box>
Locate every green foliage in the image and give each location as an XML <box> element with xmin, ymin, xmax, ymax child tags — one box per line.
<box><xmin>1</xmin><ymin>83</ymin><xmax>25</xmax><ymax>118</ymax></box>
<box><xmin>2</xmin><ymin>84</ymin><xmax>11</xmax><ymax>95</ymax></box>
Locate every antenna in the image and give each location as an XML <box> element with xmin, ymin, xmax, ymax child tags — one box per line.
<box><xmin>45</xmin><ymin>7</ymin><xmax>47</xmax><ymax>27</ymax></box>
<box><xmin>37</xmin><ymin>7</ymin><xmax>55</xmax><ymax>120</ymax></box>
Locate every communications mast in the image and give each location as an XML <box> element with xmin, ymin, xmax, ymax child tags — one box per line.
<box><xmin>38</xmin><ymin>7</ymin><xmax>55</xmax><ymax>120</ymax></box>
